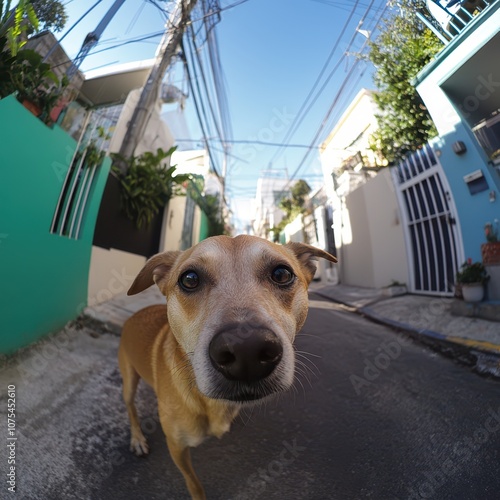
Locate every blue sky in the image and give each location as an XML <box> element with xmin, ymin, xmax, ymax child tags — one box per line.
<box><xmin>57</xmin><ymin>0</ymin><xmax>387</xmax><ymax>230</ymax></box>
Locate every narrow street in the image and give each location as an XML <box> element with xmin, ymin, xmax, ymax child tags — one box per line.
<box><xmin>28</xmin><ymin>292</ymin><xmax>498</xmax><ymax>500</ymax></box>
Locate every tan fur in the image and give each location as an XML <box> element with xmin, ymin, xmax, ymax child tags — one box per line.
<box><xmin>118</xmin><ymin>235</ymin><xmax>336</xmax><ymax>499</ymax></box>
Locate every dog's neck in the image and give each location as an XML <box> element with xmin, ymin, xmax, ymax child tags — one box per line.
<box><xmin>160</xmin><ymin>327</ymin><xmax>240</xmax><ymax>438</ymax></box>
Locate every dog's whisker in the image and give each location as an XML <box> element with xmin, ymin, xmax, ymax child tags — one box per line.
<box><xmin>295</xmin><ymin>348</ymin><xmax>322</xmax><ymax>360</ymax></box>
<box><xmin>294</xmin><ymin>363</ymin><xmax>312</xmax><ymax>382</ymax></box>
<box><xmin>295</xmin><ymin>357</ymin><xmax>316</xmax><ymax>376</ymax></box>
<box><xmin>295</xmin><ymin>352</ymin><xmax>321</xmax><ymax>376</ymax></box>
<box><xmin>297</xmin><ymin>332</ymin><xmax>322</xmax><ymax>340</ymax></box>
<box><xmin>295</xmin><ymin>360</ymin><xmax>318</xmax><ymax>384</ymax></box>
<box><xmin>292</xmin><ymin>374</ymin><xmax>308</xmax><ymax>398</ymax></box>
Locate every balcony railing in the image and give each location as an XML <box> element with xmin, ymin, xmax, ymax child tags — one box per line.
<box><xmin>418</xmin><ymin>0</ymin><xmax>498</xmax><ymax>44</ymax></box>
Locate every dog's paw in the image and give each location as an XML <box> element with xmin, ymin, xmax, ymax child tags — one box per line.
<box><xmin>130</xmin><ymin>436</ymin><xmax>149</xmax><ymax>456</ymax></box>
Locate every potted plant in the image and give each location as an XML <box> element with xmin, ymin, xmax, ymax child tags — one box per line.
<box><xmin>10</xmin><ymin>48</ymin><xmax>67</xmax><ymax>122</ymax></box>
<box><xmin>482</xmin><ymin>220</ymin><xmax>500</xmax><ymax>265</ymax></box>
<box><xmin>381</xmin><ymin>280</ymin><xmax>407</xmax><ymax>297</ymax></box>
<box><xmin>455</xmin><ymin>259</ymin><xmax>489</xmax><ymax>302</ymax></box>
<box><xmin>111</xmin><ymin>147</ymin><xmax>190</xmax><ymax>229</ymax></box>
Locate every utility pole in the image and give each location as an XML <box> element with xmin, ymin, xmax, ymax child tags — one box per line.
<box><xmin>118</xmin><ymin>0</ymin><xmax>198</xmax><ymax>162</ymax></box>
<box><xmin>66</xmin><ymin>0</ymin><xmax>127</xmax><ymax>81</ymax></box>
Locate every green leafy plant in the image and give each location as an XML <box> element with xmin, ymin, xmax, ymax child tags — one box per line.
<box><xmin>72</xmin><ymin>140</ymin><xmax>106</xmax><ymax>172</ymax></box>
<box><xmin>1</xmin><ymin>2</ymin><xmax>69</xmax><ymax>123</ymax></box>
<box><xmin>10</xmin><ymin>48</ymin><xmax>67</xmax><ymax>120</ymax></box>
<box><xmin>185</xmin><ymin>175</ymin><xmax>227</xmax><ymax>237</ymax></box>
<box><xmin>484</xmin><ymin>220</ymin><xmax>499</xmax><ymax>243</ymax></box>
<box><xmin>386</xmin><ymin>280</ymin><xmax>406</xmax><ymax>288</ymax></box>
<box><xmin>270</xmin><ymin>179</ymin><xmax>311</xmax><ymax>242</ymax></box>
<box><xmin>0</xmin><ymin>0</ymin><xmax>39</xmax><ymax>56</ymax></box>
<box><xmin>77</xmin><ymin>126</ymin><xmax>110</xmax><ymax>168</ymax></box>
<box><xmin>455</xmin><ymin>259</ymin><xmax>489</xmax><ymax>285</ymax></box>
<box><xmin>200</xmin><ymin>194</ymin><xmax>226</xmax><ymax>237</ymax></box>
<box><xmin>30</xmin><ymin>0</ymin><xmax>67</xmax><ymax>33</ymax></box>
<box><xmin>0</xmin><ymin>0</ymin><xmax>39</xmax><ymax>98</ymax></box>
<box><xmin>0</xmin><ymin>35</ymin><xmax>17</xmax><ymax>97</ymax></box>
<box><xmin>365</xmin><ymin>0</ymin><xmax>442</xmax><ymax>164</ymax></box>
<box><xmin>111</xmin><ymin>147</ymin><xmax>191</xmax><ymax>230</ymax></box>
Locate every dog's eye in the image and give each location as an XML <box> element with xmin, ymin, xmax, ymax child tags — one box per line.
<box><xmin>179</xmin><ymin>271</ymin><xmax>200</xmax><ymax>291</ymax></box>
<box><xmin>271</xmin><ymin>266</ymin><xmax>295</xmax><ymax>286</ymax></box>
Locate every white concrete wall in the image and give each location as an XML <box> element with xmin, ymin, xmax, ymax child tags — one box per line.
<box><xmin>87</xmin><ymin>247</ymin><xmax>146</xmax><ymax>306</ymax></box>
<box><xmin>283</xmin><ymin>214</ymin><xmax>304</xmax><ymax>243</ymax></box>
<box><xmin>109</xmin><ymin>88</ymin><xmax>175</xmax><ymax>156</ymax></box>
<box><xmin>159</xmin><ymin>196</ymin><xmax>203</xmax><ymax>252</ymax></box>
<box><xmin>320</xmin><ymin>89</ymin><xmax>381</xmax><ymax>200</ymax></box>
<box><xmin>160</xmin><ymin>196</ymin><xmax>188</xmax><ymax>252</ymax></box>
<box><xmin>341</xmin><ymin>169</ymin><xmax>409</xmax><ymax>288</ymax></box>
<box><xmin>253</xmin><ymin>176</ymin><xmax>290</xmax><ymax>239</ymax></box>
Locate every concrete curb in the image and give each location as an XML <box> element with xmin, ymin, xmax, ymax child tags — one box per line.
<box><xmin>312</xmin><ymin>290</ymin><xmax>500</xmax><ymax>378</ymax></box>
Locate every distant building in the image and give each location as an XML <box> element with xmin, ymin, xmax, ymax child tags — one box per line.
<box><xmin>252</xmin><ymin>171</ymin><xmax>291</xmax><ymax>239</ymax></box>
<box><xmin>320</xmin><ymin>89</ymin><xmax>385</xmax><ymax>201</ymax></box>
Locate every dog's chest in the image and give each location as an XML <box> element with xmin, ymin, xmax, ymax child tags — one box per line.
<box><xmin>178</xmin><ymin>407</ymin><xmax>236</xmax><ymax>448</ymax></box>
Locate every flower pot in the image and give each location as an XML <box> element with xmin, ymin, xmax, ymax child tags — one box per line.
<box><xmin>382</xmin><ymin>285</ymin><xmax>407</xmax><ymax>297</ymax></box>
<box><xmin>461</xmin><ymin>283</ymin><xmax>484</xmax><ymax>303</ymax></box>
<box><xmin>481</xmin><ymin>242</ymin><xmax>500</xmax><ymax>265</ymax></box>
<box><xmin>22</xmin><ymin>99</ymin><xmax>42</xmax><ymax>117</ymax></box>
<box><xmin>50</xmin><ymin>97</ymin><xmax>69</xmax><ymax>124</ymax></box>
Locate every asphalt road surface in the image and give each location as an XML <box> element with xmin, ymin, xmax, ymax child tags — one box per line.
<box><xmin>14</xmin><ymin>293</ymin><xmax>500</xmax><ymax>499</ymax></box>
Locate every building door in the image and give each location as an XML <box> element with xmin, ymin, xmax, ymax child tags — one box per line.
<box><xmin>392</xmin><ymin>143</ymin><xmax>464</xmax><ymax>296</ymax></box>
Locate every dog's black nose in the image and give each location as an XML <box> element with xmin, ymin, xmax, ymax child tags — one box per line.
<box><xmin>209</xmin><ymin>328</ymin><xmax>283</xmax><ymax>383</ymax></box>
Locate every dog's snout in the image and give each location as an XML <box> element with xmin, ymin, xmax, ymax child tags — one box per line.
<box><xmin>209</xmin><ymin>328</ymin><xmax>283</xmax><ymax>383</ymax></box>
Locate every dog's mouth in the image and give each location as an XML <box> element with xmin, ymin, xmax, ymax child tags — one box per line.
<box><xmin>206</xmin><ymin>379</ymin><xmax>288</xmax><ymax>403</ymax></box>
<box><xmin>193</xmin><ymin>322</ymin><xmax>296</xmax><ymax>404</ymax></box>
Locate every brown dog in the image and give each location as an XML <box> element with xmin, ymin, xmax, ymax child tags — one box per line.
<box><xmin>118</xmin><ymin>234</ymin><xmax>337</xmax><ymax>499</ymax></box>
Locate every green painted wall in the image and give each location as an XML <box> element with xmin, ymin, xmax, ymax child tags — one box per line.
<box><xmin>199</xmin><ymin>210</ymin><xmax>210</xmax><ymax>241</ymax></box>
<box><xmin>0</xmin><ymin>96</ymin><xmax>111</xmax><ymax>354</ymax></box>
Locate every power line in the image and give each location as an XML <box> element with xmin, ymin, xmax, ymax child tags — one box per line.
<box><xmin>187</xmin><ymin>23</ymin><xmax>227</xmax><ymax>153</ymax></box>
<box><xmin>183</xmin><ymin>34</ymin><xmax>223</xmax><ymax>178</ymax></box>
<box><xmin>276</xmin><ymin>0</ymin><xmax>389</xmax><ymax>195</ymax></box>
<box><xmin>181</xmin><ymin>38</ymin><xmax>222</xmax><ymax>179</ymax></box>
<box><xmin>174</xmin><ymin>138</ymin><xmax>327</xmax><ymax>148</ymax></box>
<box><xmin>84</xmin><ymin>31</ymin><xmax>165</xmax><ymax>56</ymax></box>
<box><xmin>44</xmin><ymin>0</ymin><xmax>104</xmax><ymax>62</ymax></box>
<box><xmin>267</xmin><ymin>0</ymin><xmax>362</xmax><ymax>167</ymax></box>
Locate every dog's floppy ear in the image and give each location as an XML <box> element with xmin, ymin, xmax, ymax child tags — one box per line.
<box><xmin>285</xmin><ymin>242</ymin><xmax>337</xmax><ymax>283</ymax></box>
<box><xmin>128</xmin><ymin>251</ymin><xmax>182</xmax><ymax>295</ymax></box>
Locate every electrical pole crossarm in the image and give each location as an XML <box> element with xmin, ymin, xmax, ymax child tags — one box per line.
<box><xmin>66</xmin><ymin>0</ymin><xmax>127</xmax><ymax>80</ymax></box>
<box><xmin>118</xmin><ymin>0</ymin><xmax>199</xmax><ymax>163</ymax></box>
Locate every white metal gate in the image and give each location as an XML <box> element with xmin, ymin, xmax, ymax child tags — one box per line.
<box><xmin>392</xmin><ymin>144</ymin><xmax>464</xmax><ymax>296</ymax></box>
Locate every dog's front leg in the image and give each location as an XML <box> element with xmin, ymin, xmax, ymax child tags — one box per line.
<box><xmin>118</xmin><ymin>346</ymin><xmax>149</xmax><ymax>456</ymax></box>
<box><xmin>166</xmin><ymin>438</ymin><xmax>206</xmax><ymax>500</ymax></box>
